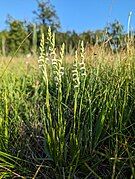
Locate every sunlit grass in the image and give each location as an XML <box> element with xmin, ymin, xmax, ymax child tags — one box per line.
<box><xmin>0</xmin><ymin>29</ymin><xmax>135</xmax><ymax>178</ymax></box>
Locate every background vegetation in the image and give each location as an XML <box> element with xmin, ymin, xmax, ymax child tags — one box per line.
<box><xmin>0</xmin><ymin>0</ymin><xmax>133</xmax><ymax>56</ymax></box>
<box><xmin>0</xmin><ymin>0</ymin><xmax>134</xmax><ymax>178</ymax></box>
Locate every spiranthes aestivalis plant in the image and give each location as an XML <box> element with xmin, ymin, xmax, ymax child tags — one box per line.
<box><xmin>78</xmin><ymin>41</ymin><xmax>87</xmax><ymax>118</ymax></box>
<box><xmin>38</xmin><ymin>31</ymin><xmax>55</xmax><ymax>159</ymax></box>
<box><xmin>78</xmin><ymin>41</ymin><xmax>89</xmax><ymax>155</ymax></box>
<box><xmin>71</xmin><ymin>50</ymin><xmax>80</xmax><ymax>144</ymax></box>
<box><xmin>46</xmin><ymin>27</ymin><xmax>56</xmax><ymax>64</ymax></box>
<box><xmin>57</xmin><ymin>43</ymin><xmax>65</xmax><ymax>87</ymax></box>
<box><xmin>39</xmin><ymin>28</ymin><xmax>67</xmax><ymax>166</ymax></box>
<box><xmin>72</xmin><ymin>50</ymin><xmax>80</xmax><ymax>90</ymax></box>
<box><xmin>68</xmin><ymin>49</ymin><xmax>86</xmax><ymax>178</ymax></box>
<box><xmin>46</xmin><ymin>27</ymin><xmax>59</xmax><ymax>86</ymax></box>
<box><xmin>56</xmin><ymin>43</ymin><xmax>66</xmax><ymax>164</ymax></box>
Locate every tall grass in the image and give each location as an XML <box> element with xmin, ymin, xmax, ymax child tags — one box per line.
<box><xmin>0</xmin><ymin>28</ymin><xmax>134</xmax><ymax>178</ymax></box>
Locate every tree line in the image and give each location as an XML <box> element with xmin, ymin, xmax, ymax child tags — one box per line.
<box><xmin>0</xmin><ymin>0</ymin><xmax>132</xmax><ymax>56</ymax></box>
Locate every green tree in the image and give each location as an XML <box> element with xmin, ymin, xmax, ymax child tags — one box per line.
<box><xmin>106</xmin><ymin>20</ymin><xmax>124</xmax><ymax>51</ymax></box>
<box><xmin>33</xmin><ymin>0</ymin><xmax>60</xmax><ymax>30</ymax></box>
<box><xmin>6</xmin><ymin>17</ymin><xmax>30</xmax><ymax>54</ymax></box>
<box><xmin>27</xmin><ymin>23</ymin><xmax>38</xmax><ymax>55</ymax></box>
<box><xmin>56</xmin><ymin>31</ymin><xmax>70</xmax><ymax>53</ymax></box>
<box><xmin>80</xmin><ymin>31</ymin><xmax>97</xmax><ymax>46</ymax></box>
<box><xmin>69</xmin><ymin>31</ymin><xmax>80</xmax><ymax>51</ymax></box>
<box><xmin>0</xmin><ymin>30</ymin><xmax>8</xmax><ymax>56</ymax></box>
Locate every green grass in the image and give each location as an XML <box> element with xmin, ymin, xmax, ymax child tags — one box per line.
<box><xmin>0</xmin><ymin>29</ymin><xmax>135</xmax><ymax>178</ymax></box>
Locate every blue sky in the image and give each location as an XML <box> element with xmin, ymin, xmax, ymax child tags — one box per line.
<box><xmin>0</xmin><ymin>0</ymin><xmax>135</xmax><ymax>33</ymax></box>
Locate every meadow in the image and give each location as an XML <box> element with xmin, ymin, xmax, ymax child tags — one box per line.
<box><xmin>0</xmin><ymin>28</ymin><xmax>135</xmax><ymax>178</ymax></box>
